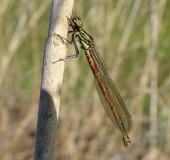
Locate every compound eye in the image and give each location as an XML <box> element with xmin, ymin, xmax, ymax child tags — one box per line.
<box><xmin>72</xmin><ymin>17</ymin><xmax>83</xmax><ymax>27</ymax></box>
<box><xmin>78</xmin><ymin>20</ymin><xmax>83</xmax><ymax>27</ymax></box>
<box><xmin>72</xmin><ymin>17</ymin><xmax>76</xmax><ymax>22</ymax></box>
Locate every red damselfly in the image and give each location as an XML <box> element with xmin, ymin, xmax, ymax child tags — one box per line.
<box><xmin>54</xmin><ymin>17</ymin><xmax>133</xmax><ymax>148</ymax></box>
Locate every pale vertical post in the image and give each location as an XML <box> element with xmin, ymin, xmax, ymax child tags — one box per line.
<box><xmin>34</xmin><ymin>0</ymin><xmax>74</xmax><ymax>160</ymax></box>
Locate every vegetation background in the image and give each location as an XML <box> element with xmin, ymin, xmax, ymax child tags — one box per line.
<box><xmin>0</xmin><ymin>0</ymin><xmax>169</xmax><ymax>159</ymax></box>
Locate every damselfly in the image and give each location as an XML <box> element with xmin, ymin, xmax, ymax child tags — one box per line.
<box><xmin>54</xmin><ymin>17</ymin><xmax>133</xmax><ymax>148</ymax></box>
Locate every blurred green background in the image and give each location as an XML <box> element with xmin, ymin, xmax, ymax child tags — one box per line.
<box><xmin>1</xmin><ymin>0</ymin><xmax>170</xmax><ymax>159</ymax></box>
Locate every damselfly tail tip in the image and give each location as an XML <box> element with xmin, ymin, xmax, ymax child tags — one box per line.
<box><xmin>123</xmin><ymin>134</ymin><xmax>131</xmax><ymax>148</ymax></box>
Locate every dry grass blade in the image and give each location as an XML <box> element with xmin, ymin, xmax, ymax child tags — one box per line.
<box><xmin>149</xmin><ymin>0</ymin><xmax>158</xmax><ymax>159</ymax></box>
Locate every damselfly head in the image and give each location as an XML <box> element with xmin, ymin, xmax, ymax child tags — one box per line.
<box><xmin>72</xmin><ymin>17</ymin><xmax>83</xmax><ymax>28</ymax></box>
